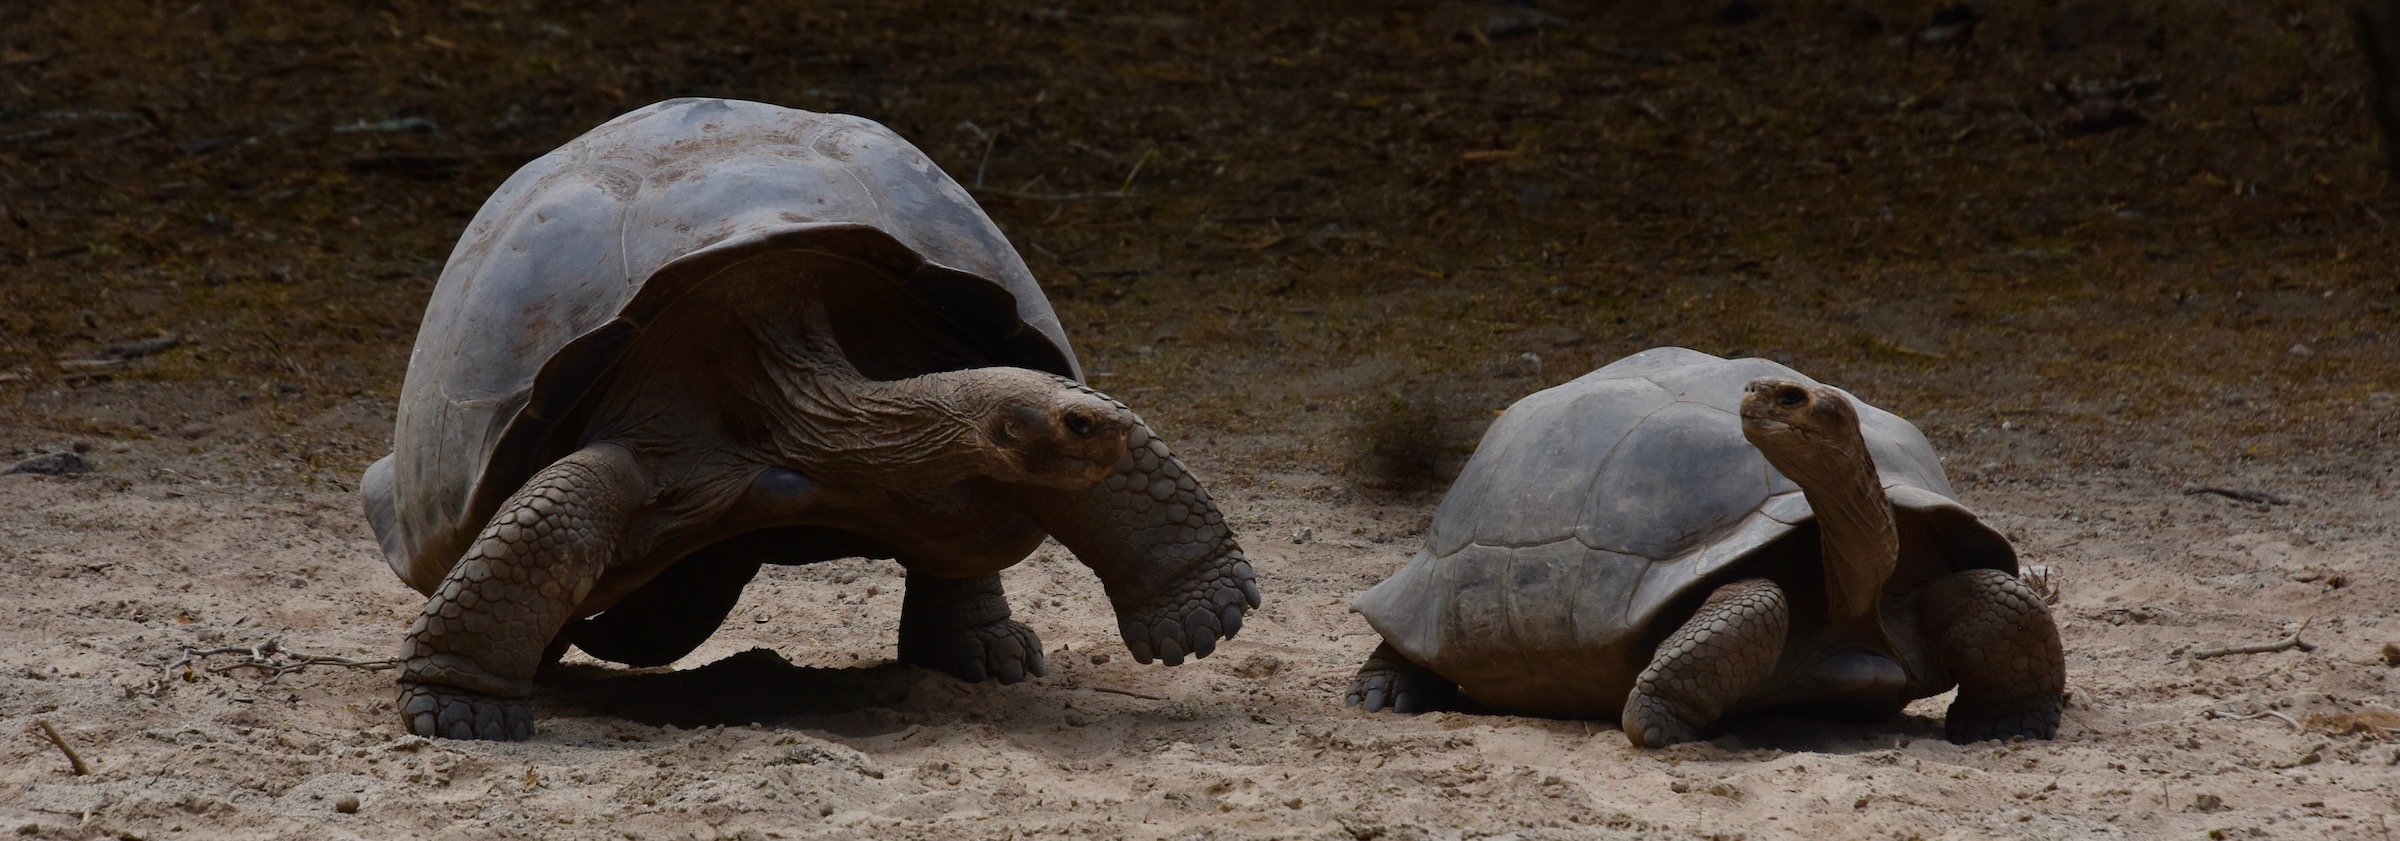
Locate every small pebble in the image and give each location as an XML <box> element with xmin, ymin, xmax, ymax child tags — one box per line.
<box><xmin>334</xmin><ymin>795</ymin><xmax>360</xmax><ymax>813</ymax></box>
<box><xmin>2380</xmin><ymin>641</ymin><xmax>2399</xmax><ymax>667</ymax></box>
<box><xmin>1089</xmin><ymin>653</ymin><xmax>1110</xmax><ymax>665</ymax></box>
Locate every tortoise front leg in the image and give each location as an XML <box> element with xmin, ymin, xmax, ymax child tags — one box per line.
<box><xmin>397</xmin><ymin>444</ymin><xmax>649</xmax><ymax>740</ymax></box>
<box><xmin>1621</xmin><ymin>578</ymin><xmax>1788</xmax><ymax>748</ymax></box>
<box><xmin>1918</xmin><ymin>568</ymin><xmax>2065</xmax><ymax>743</ymax></box>
<box><xmin>897</xmin><ymin>571</ymin><xmax>1046</xmax><ymax>684</ymax></box>
<box><xmin>1345</xmin><ymin>641</ymin><xmax>1459</xmax><ymax>714</ymax></box>
<box><xmin>1019</xmin><ymin>418</ymin><xmax>1260</xmax><ymax>666</ymax></box>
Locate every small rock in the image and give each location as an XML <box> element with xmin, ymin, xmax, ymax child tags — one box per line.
<box><xmin>1517</xmin><ymin>352</ymin><xmax>1543</xmax><ymax>377</ymax></box>
<box><xmin>177</xmin><ymin>422</ymin><xmax>214</xmax><ymax>439</ymax></box>
<box><xmin>2191</xmin><ymin>792</ymin><xmax>2224</xmax><ymax>812</ymax></box>
<box><xmin>334</xmin><ymin>794</ymin><xmax>360</xmax><ymax>813</ymax></box>
<box><xmin>2288</xmin><ymin>343</ymin><xmax>2314</xmax><ymax>357</ymax></box>
<box><xmin>1290</xmin><ymin>527</ymin><xmax>1313</xmax><ymax>544</ymax></box>
<box><xmin>2380</xmin><ymin>641</ymin><xmax>2399</xmax><ymax>666</ymax></box>
<box><xmin>6</xmin><ymin>452</ymin><xmax>93</xmax><ymax>476</ymax></box>
<box><xmin>1089</xmin><ymin>653</ymin><xmax>1110</xmax><ymax>665</ymax></box>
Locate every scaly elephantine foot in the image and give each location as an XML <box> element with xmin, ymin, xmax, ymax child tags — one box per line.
<box><xmin>1621</xmin><ymin>692</ymin><xmax>1707</xmax><ymax>748</ymax></box>
<box><xmin>1345</xmin><ymin>643</ymin><xmax>1458</xmax><ymax>713</ymax></box>
<box><xmin>1112</xmin><ymin>556</ymin><xmax>1260</xmax><ymax>666</ymax></box>
<box><xmin>398</xmin><ymin>680</ymin><xmax>534</xmax><ymax>741</ymax></box>
<box><xmin>899</xmin><ymin>617</ymin><xmax>1048</xmax><ymax>684</ymax></box>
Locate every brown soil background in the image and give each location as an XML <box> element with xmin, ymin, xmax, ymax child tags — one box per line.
<box><xmin>5</xmin><ymin>1</ymin><xmax>2399</xmax><ymax>838</ymax></box>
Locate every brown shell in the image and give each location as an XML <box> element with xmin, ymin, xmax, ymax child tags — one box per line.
<box><xmin>362</xmin><ymin>98</ymin><xmax>1076</xmax><ymax>592</ymax></box>
<box><xmin>1350</xmin><ymin>347</ymin><xmax>2015</xmax><ymax>716</ymax></box>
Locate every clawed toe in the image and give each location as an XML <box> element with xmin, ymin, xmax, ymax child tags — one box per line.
<box><xmin>1115</xmin><ymin>557</ymin><xmax>1258</xmax><ymax>666</ymax></box>
<box><xmin>1345</xmin><ymin>643</ymin><xmax>1457</xmax><ymax>714</ymax></box>
<box><xmin>902</xmin><ymin>618</ymin><xmax>1048</xmax><ymax>685</ymax></box>
<box><xmin>398</xmin><ymin>681</ymin><xmax>535</xmax><ymax>741</ymax></box>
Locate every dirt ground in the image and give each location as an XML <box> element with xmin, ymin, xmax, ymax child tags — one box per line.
<box><xmin>5</xmin><ymin>1</ymin><xmax>2400</xmax><ymax>838</ymax></box>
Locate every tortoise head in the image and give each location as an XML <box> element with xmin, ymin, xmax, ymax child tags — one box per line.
<box><xmin>1738</xmin><ymin>377</ymin><xmax>1870</xmax><ymax>468</ymax></box>
<box><xmin>975</xmin><ymin>371</ymin><xmax>1137</xmax><ymax>488</ymax></box>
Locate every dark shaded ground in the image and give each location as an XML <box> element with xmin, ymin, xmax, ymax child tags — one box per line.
<box><xmin>5</xmin><ymin>2</ymin><xmax>2399</xmax><ymax>839</ymax></box>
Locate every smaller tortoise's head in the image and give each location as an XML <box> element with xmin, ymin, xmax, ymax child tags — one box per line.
<box><xmin>980</xmin><ymin>373</ymin><xmax>1137</xmax><ymax>488</ymax></box>
<box><xmin>1739</xmin><ymin>376</ymin><xmax>1867</xmax><ymax>470</ymax></box>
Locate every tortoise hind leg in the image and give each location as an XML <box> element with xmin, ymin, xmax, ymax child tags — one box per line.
<box><xmin>898</xmin><ymin>571</ymin><xmax>1047</xmax><ymax>684</ymax></box>
<box><xmin>1345</xmin><ymin>641</ymin><xmax>1458</xmax><ymax>713</ymax></box>
<box><xmin>566</xmin><ymin>549</ymin><xmax>764</xmax><ymax>667</ymax></box>
<box><xmin>1918</xmin><ymin>568</ymin><xmax>2065</xmax><ymax>743</ymax></box>
<box><xmin>1622</xmin><ymin>578</ymin><xmax>1788</xmax><ymax>748</ymax></box>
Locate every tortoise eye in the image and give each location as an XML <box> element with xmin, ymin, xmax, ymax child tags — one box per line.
<box><xmin>1776</xmin><ymin>386</ymin><xmax>1808</xmax><ymax>408</ymax></box>
<box><xmin>1064</xmin><ymin>412</ymin><xmax>1094</xmax><ymax>438</ymax></box>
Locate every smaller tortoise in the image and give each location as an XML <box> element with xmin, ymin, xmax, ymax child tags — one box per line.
<box><xmin>1346</xmin><ymin>347</ymin><xmax>2062</xmax><ymax>746</ymax></box>
<box><xmin>362</xmin><ymin>98</ymin><xmax>1258</xmax><ymax>740</ymax></box>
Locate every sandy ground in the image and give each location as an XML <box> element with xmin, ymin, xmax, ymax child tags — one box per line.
<box><xmin>8</xmin><ymin>0</ymin><xmax>2400</xmax><ymax>838</ymax></box>
<box><xmin>2</xmin><ymin>373</ymin><xmax>2396</xmax><ymax>841</ymax></box>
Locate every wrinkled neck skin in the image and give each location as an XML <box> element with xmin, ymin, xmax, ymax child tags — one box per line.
<box><xmin>741</xmin><ymin>313</ymin><xmax>1067</xmax><ymax>490</ymax></box>
<box><xmin>1753</xmin><ymin>424</ymin><xmax>1898</xmax><ymax>637</ymax></box>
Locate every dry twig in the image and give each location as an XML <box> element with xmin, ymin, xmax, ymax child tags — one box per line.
<box><xmin>1082</xmin><ymin>685</ymin><xmax>1168</xmax><ymax>701</ymax></box>
<box><xmin>2191</xmin><ymin>618</ymin><xmax>2316</xmax><ymax>660</ymax></box>
<box><xmin>34</xmin><ymin>720</ymin><xmax>89</xmax><ymax>775</ymax></box>
<box><xmin>2183</xmin><ymin>486</ymin><xmax>2291</xmax><ymax>506</ymax></box>
<box><xmin>2206</xmin><ymin>708</ymin><xmax>2302</xmax><ymax>731</ymax></box>
<box><xmin>169</xmin><ymin>639</ymin><xmax>397</xmax><ymax>681</ymax></box>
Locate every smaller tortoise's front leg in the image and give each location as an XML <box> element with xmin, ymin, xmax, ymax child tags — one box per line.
<box><xmin>1345</xmin><ymin>641</ymin><xmax>1460</xmax><ymax>714</ymax></box>
<box><xmin>1918</xmin><ymin>568</ymin><xmax>2065</xmax><ymax>743</ymax></box>
<box><xmin>1622</xmin><ymin>578</ymin><xmax>1789</xmax><ymax>748</ymax></box>
<box><xmin>1020</xmin><ymin>412</ymin><xmax>1259</xmax><ymax>666</ymax></box>
<box><xmin>897</xmin><ymin>571</ymin><xmax>1046</xmax><ymax>684</ymax></box>
<box><xmin>397</xmin><ymin>443</ymin><xmax>648</xmax><ymax>740</ymax></box>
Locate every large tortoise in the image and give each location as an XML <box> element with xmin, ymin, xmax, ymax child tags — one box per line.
<box><xmin>361</xmin><ymin>98</ymin><xmax>1259</xmax><ymax>740</ymax></box>
<box><xmin>1346</xmin><ymin>347</ymin><xmax>2062</xmax><ymax>746</ymax></box>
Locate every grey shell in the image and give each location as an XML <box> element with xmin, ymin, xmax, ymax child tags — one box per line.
<box><xmin>362</xmin><ymin>98</ymin><xmax>1078</xmax><ymax>593</ymax></box>
<box><xmin>1351</xmin><ymin>347</ymin><xmax>2014</xmax><ymax>716</ymax></box>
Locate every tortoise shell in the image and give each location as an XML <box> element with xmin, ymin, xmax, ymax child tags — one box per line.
<box><xmin>1351</xmin><ymin>347</ymin><xmax>2015</xmax><ymax>716</ymax></box>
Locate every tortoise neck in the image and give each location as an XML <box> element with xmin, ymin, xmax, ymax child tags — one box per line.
<box><xmin>743</xmin><ymin>314</ymin><xmax>1015</xmax><ymax>489</ymax></box>
<box><xmin>1761</xmin><ymin>426</ymin><xmax>1897</xmax><ymax>632</ymax></box>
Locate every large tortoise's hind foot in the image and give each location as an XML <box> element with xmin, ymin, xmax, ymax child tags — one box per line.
<box><xmin>398</xmin><ymin>680</ymin><xmax>534</xmax><ymax>741</ymax></box>
<box><xmin>1920</xmin><ymin>568</ymin><xmax>2066</xmax><ymax>744</ymax></box>
<box><xmin>1345</xmin><ymin>641</ymin><xmax>1459</xmax><ymax>714</ymax></box>
<box><xmin>897</xmin><ymin>571</ymin><xmax>1047</xmax><ymax>684</ymax></box>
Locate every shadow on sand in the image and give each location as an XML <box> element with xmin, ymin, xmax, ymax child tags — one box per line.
<box><xmin>535</xmin><ymin>647</ymin><xmax>932</xmax><ymax>733</ymax></box>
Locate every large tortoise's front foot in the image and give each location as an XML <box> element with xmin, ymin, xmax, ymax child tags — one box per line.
<box><xmin>394</xmin><ymin>444</ymin><xmax>647</xmax><ymax>741</ymax></box>
<box><xmin>1112</xmin><ymin>553</ymin><xmax>1260</xmax><ymax>665</ymax></box>
<box><xmin>1021</xmin><ymin>415</ymin><xmax>1263</xmax><ymax>667</ymax></box>
<box><xmin>897</xmin><ymin>572</ymin><xmax>1047</xmax><ymax>684</ymax></box>
<box><xmin>1622</xmin><ymin>578</ymin><xmax>1789</xmax><ymax>748</ymax></box>
<box><xmin>397</xmin><ymin>679</ymin><xmax>534</xmax><ymax>741</ymax></box>
<box><xmin>1921</xmin><ymin>568</ymin><xmax>2066</xmax><ymax>743</ymax></box>
<box><xmin>1345</xmin><ymin>641</ymin><xmax>1458</xmax><ymax>714</ymax></box>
